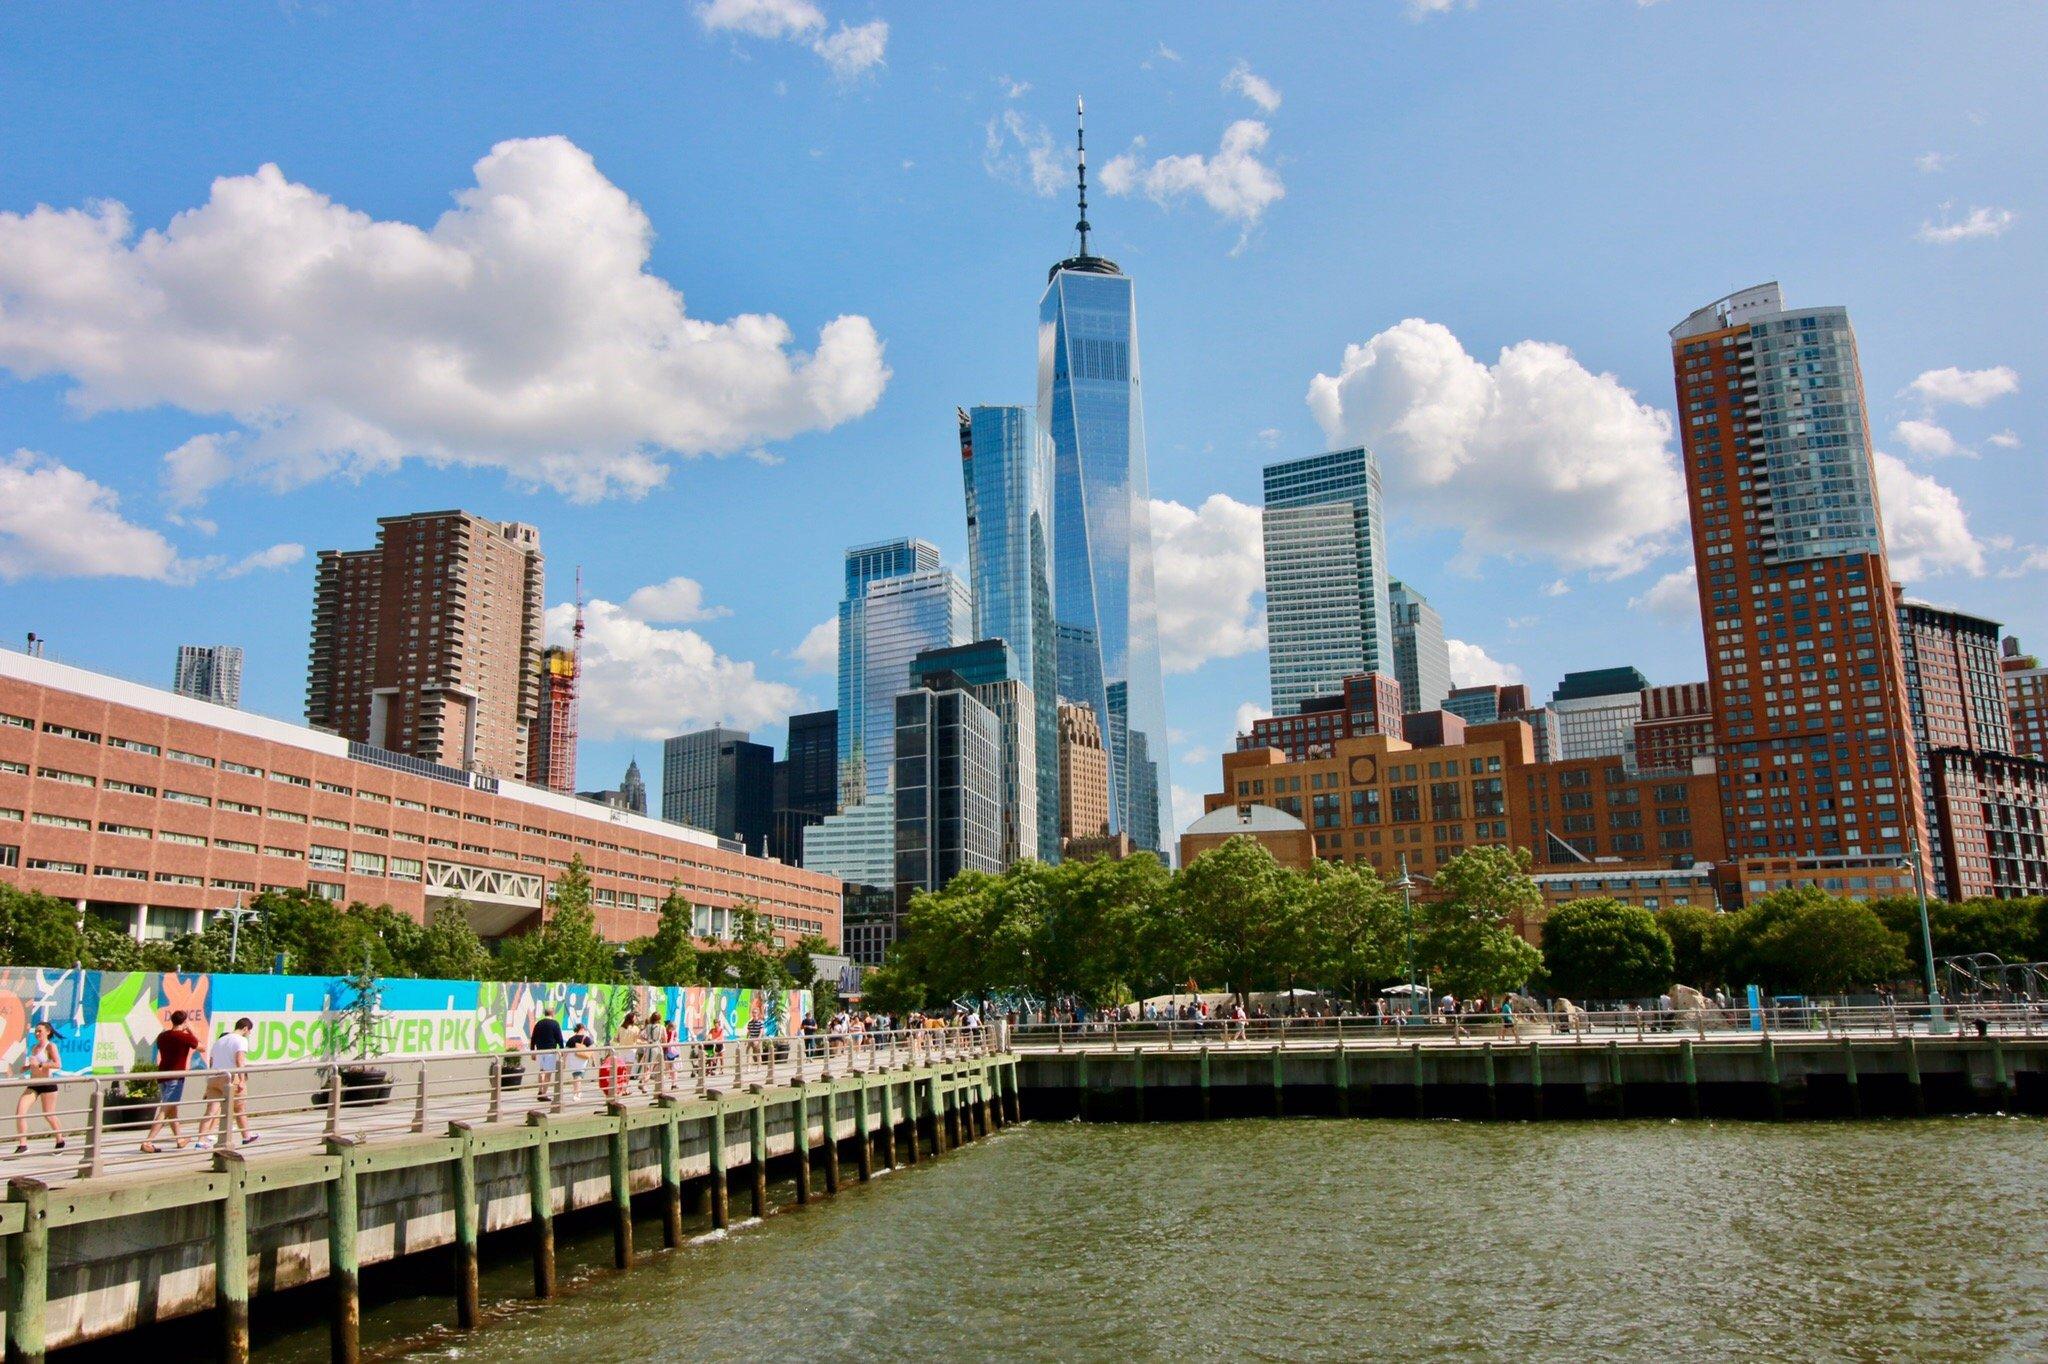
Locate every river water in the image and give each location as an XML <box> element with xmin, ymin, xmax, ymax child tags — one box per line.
<box><xmin>257</xmin><ymin>1117</ymin><xmax>2046</xmax><ymax>1362</ymax></box>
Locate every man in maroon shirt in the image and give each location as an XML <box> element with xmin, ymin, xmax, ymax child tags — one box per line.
<box><xmin>141</xmin><ymin>1009</ymin><xmax>206</xmax><ymax>1153</ymax></box>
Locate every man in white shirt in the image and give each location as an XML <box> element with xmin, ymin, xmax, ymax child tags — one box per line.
<box><xmin>198</xmin><ymin>1017</ymin><xmax>259</xmax><ymax>1149</ymax></box>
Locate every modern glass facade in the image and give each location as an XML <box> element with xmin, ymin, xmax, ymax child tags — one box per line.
<box><xmin>836</xmin><ymin>538</ymin><xmax>941</xmax><ymax>804</ymax></box>
<box><xmin>1262</xmin><ymin>448</ymin><xmax>1391</xmax><ymax>714</ymax></box>
<box><xmin>1388</xmin><ymin>580</ymin><xmax>1452</xmax><ymax>715</ymax></box>
<box><xmin>1039</xmin><ymin>264</ymin><xmax>1170</xmax><ymax>857</ymax></box>
<box><xmin>893</xmin><ymin>684</ymin><xmax>1004</xmax><ymax>916</ymax></box>
<box><xmin>912</xmin><ymin>641</ymin><xmax>1039</xmax><ymax>869</ymax></box>
<box><xmin>858</xmin><ymin>567</ymin><xmax>972</xmax><ymax>806</ymax></box>
<box><xmin>961</xmin><ymin>405</ymin><xmax>1060</xmax><ymax>861</ymax></box>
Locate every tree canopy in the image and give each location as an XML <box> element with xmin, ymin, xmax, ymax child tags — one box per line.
<box><xmin>1541</xmin><ymin>898</ymin><xmax>1675</xmax><ymax>1001</ymax></box>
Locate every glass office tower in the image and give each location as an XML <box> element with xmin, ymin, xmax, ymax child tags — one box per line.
<box><xmin>1262</xmin><ymin>447</ymin><xmax>1392</xmax><ymax>714</ymax></box>
<box><xmin>858</xmin><ymin>567</ymin><xmax>973</xmax><ymax>805</ymax></box>
<box><xmin>836</xmin><ymin>538</ymin><xmax>942</xmax><ymax>805</ymax></box>
<box><xmin>1037</xmin><ymin>110</ymin><xmax>1171</xmax><ymax>857</ymax></box>
<box><xmin>961</xmin><ymin>405</ymin><xmax>1060</xmax><ymax>861</ymax></box>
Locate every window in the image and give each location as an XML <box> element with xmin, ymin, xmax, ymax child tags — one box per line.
<box><xmin>1609</xmin><ymin>810</ymin><xmax>1642</xmax><ymax>830</ymax></box>
<box><xmin>32</xmin><ymin>812</ymin><xmax>91</xmax><ymax>830</ymax></box>
<box><xmin>154</xmin><ymin>871</ymin><xmax>203</xmax><ymax>886</ymax></box>
<box><xmin>0</xmin><ymin>807</ymin><xmax>18</xmax><ymax>822</ymax></box>
<box><xmin>269</xmin><ymin>809</ymin><xmax>307</xmax><ymax>824</ymax></box>
<box><xmin>1350</xmin><ymin>788</ymin><xmax>1381</xmax><ymax>825</ymax></box>
<box><xmin>264</xmin><ymin>846</ymin><xmax>303</xmax><ymax>861</ymax></box>
<box><xmin>1390</xmin><ymin>786</ymin><xmax>1421</xmax><ymax>822</ymax></box>
<box><xmin>308</xmin><ymin>880</ymin><xmax>346</xmax><ymax>902</ymax></box>
<box><xmin>350</xmin><ymin>850</ymin><xmax>386</xmax><ymax>876</ymax></box>
<box><xmin>37</xmin><ymin>767</ymin><xmax>95</xmax><ymax>788</ymax></box>
<box><xmin>159</xmin><ymin>830</ymin><xmax>207</xmax><ymax>847</ymax></box>
<box><xmin>1560</xmin><ymin>791</ymin><xmax>1593</xmax><ymax>811</ymax></box>
<box><xmin>218</xmin><ymin>798</ymin><xmax>259</xmax><ymax>815</ymax></box>
<box><xmin>0</xmin><ymin>845</ymin><xmax>16</xmax><ymax>869</ymax></box>
<box><xmin>221</xmin><ymin>760</ymin><xmax>263</xmax><ymax>777</ymax></box>
<box><xmin>312</xmin><ymin>816</ymin><xmax>349</xmax><ymax>831</ymax></box>
<box><xmin>95</xmin><ymin>865</ymin><xmax>149</xmax><ymax>881</ymax></box>
<box><xmin>167</xmin><ymin>749</ymin><xmax>215</xmax><ymax>768</ymax></box>
<box><xmin>26</xmin><ymin>858</ymin><xmax>85</xmax><ymax>874</ymax></box>
<box><xmin>271</xmin><ymin>771</ymin><xmax>311</xmax><ymax>788</ymax></box>
<box><xmin>1312</xmin><ymin>793</ymin><xmax>1341</xmax><ymax>829</ymax></box>
<box><xmin>164</xmin><ymin>790</ymin><xmax>212</xmax><ymax>808</ymax></box>
<box><xmin>396</xmin><ymin>797</ymin><xmax>427</xmax><ymax>812</ymax></box>
<box><xmin>105</xmin><ymin>779</ymin><xmax>157</xmax><ymax>797</ymax></box>
<box><xmin>41</xmin><ymin>722</ymin><xmax>100</xmax><ymax>744</ymax></box>
<box><xmin>317</xmin><ymin>780</ymin><xmax>353</xmax><ymax>795</ymax></box>
<box><xmin>1430</xmin><ymin>782</ymin><xmax>1462</xmax><ymax>821</ymax></box>
<box><xmin>0</xmin><ymin>760</ymin><xmax>25</xmax><ymax>776</ymax></box>
<box><xmin>98</xmin><ymin>821</ymin><xmax>152</xmax><ymax>838</ymax></box>
<box><xmin>1653</xmin><ymin>783</ymin><xmax>1688</xmax><ymax>803</ymax></box>
<box><xmin>1472</xmin><ymin>778</ymin><xmax>1505</xmax><ymax>817</ymax></box>
<box><xmin>0</xmin><ymin>712</ymin><xmax>30</xmax><ymax>730</ymax></box>
<box><xmin>216</xmin><ymin>839</ymin><xmax>258</xmax><ymax>854</ymax></box>
<box><xmin>1612</xmin><ymin>834</ymin><xmax>1645</xmax><ymax>854</ymax></box>
<box><xmin>107</xmin><ymin>737</ymin><xmax>160</xmax><ymax>756</ymax></box>
<box><xmin>390</xmin><ymin>856</ymin><xmax>423</xmax><ymax>882</ymax></box>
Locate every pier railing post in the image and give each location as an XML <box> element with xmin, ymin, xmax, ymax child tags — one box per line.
<box><xmin>412</xmin><ymin>1062</ymin><xmax>429</xmax><ymax>1134</ymax></box>
<box><xmin>524</xmin><ymin>1111</ymin><xmax>556</xmax><ymax>1299</ymax></box>
<box><xmin>487</xmin><ymin>1058</ymin><xmax>503</xmax><ymax>1126</ymax></box>
<box><xmin>80</xmin><ymin>1081</ymin><xmax>106</xmax><ymax>1180</ymax></box>
<box><xmin>324</xmin><ymin>1070</ymin><xmax>343</xmax><ymax>1139</ymax></box>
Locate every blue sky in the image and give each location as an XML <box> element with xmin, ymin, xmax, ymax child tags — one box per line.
<box><xmin>2</xmin><ymin>1</ymin><xmax>2043</xmax><ymax>837</ymax></box>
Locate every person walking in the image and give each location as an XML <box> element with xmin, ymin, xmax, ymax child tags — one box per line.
<box><xmin>612</xmin><ymin>1011</ymin><xmax>643</xmax><ymax>1096</ymax></box>
<box><xmin>198</xmin><ymin>1017</ymin><xmax>259</xmax><ymax>1149</ymax></box>
<box><xmin>567</xmin><ymin>1022</ymin><xmax>594</xmax><ymax>1100</ymax></box>
<box><xmin>142</xmin><ymin>1009</ymin><xmax>205</xmax><ymax>1153</ymax></box>
<box><xmin>530</xmin><ymin>1005</ymin><xmax>565</xmax><ymax>1103</ymax></box>
<box><xmin>12</xmin><ymin>1021</ymin><xmax>65</xmax><ymax>1153</ymax></box>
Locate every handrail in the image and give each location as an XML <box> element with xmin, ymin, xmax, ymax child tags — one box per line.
<box><xmin>0</xmin><ymin>1024</ymin><xmax>1005</xmax><ymax>1186</ymax></box>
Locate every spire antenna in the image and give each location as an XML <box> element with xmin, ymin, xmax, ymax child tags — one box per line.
<box><xmin>1075</xmin><ymin>95</ymin><xmax>1090</xmax><ymax>257</ymax></box>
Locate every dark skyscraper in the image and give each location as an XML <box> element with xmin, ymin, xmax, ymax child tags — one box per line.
<box><xmin>771</xmin><ymin>709</ymin><xmax>838</xmax><ymax>865</ymax></box>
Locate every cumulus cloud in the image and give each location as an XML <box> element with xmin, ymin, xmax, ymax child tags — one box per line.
<box><xmin>622</xmin><ymin>576</ymin><xmax>731</xmax><ymax>624</ymax></box>
<box><xmin>695</xmin><ymin>0</ymin><xmax>887</xmax><ymax>78</ymax></box>
<box><xmin>1914</xmin><ymin>151</ymin><xmax>1950</xmax><ymax>174</ymax></box>
<box><xmin>1987</xmin><ymin>429</ymin><xmax>2021</xmax><ymax>450</ymax></box>
<box><xmin>1307</xmin><ymin>318</ymin><xmax>1684</xmax><ymax>573</ymax></box>
<box><xmin>1998</xmin><ymin>546</ymin><xmax>2048</xmax><ymax>579</ymax></box>
<box><xmin>1170</xmin><ymin>784</ymin><xmax>1206</xmax><ymax>839</ymax></box>
<box><xmin>1907</xmin><ymin>365</ymin><xmax>2019</xmax><ymax>408</ymax></box>
<box><xmin>1222</xmin><ymin>61</ymin><xmax>1281</xmax><ymax>113</ymax></box>
<box><xmin>982</xmin><ymin>110</ymin><xmax>1066</xmax><ymax>197</ymax></box>
<box><xmin>1101</xmin><ymin>120</ymin><xmax>1285</xmax><ymax>244</ymax></box>
<box><xmin>547</xmin><ymin>594</ymin><xmax>804</xmax><ymax>741</ymax></box>
<box><xmin>1917</xmin><ymin>205</ymin><xmax>2016</xmax><ymax>244</ymax></box>
<box><xmin>1876</xmin><ymin>450</ymin><xmax>1985</xmax><ymax>579</ymax></box>
<box><xmin>1542</xmin><ymin>578</ymin><xmax>1569</xmax><ymax>598</ymax></box>
<box><xmin>791</xmin><ymin>617</ymin><xmax>839</xmax><ymax>673</ymax></box>
<box><xmin>1628</xmin><ymin>564</ymin><xmax>1698</xmax><ymax>621</ymax></box>
<box><xmin>0</xmin><ymin>449</ymin><xmax>198</xmax><ymax>584</ymax></box>
<box><xmin>222</xmin><ymin>542</ymin><xmax>305</xmax><ymax>578</ymax></box>
<box><xmin>0</xmin><ymin>137</ymin><xmax>890</xmax><ymax>506</ymax></box>
<box><xmin>1234</xmin><ymin>700</ymin><xmax>1268</xmax><ymax>738</ymax></box>
<box><xmin>1150</xmin><ymin>494</ymin><xmax>1266</xmax><ymax>673</ymax></box>
<box><xmin>1447</xmin><ymin>638</ymin><xmax>1521</xmax><ymax>687</ymax></box>
<box><xmin>996</xmin><ymin>75</ymin><xmax>1031</xmax><ymax>99</ymax></box>
<box><xmin>1893</xmin><ymin>418</ymin><xmax>1967</xmax><ymax>460</ymax></box>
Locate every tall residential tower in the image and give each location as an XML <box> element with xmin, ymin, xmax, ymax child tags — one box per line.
<box><xmin>1262</xmin><ymin>447</ymin><xmax>1392</xmax><ymax>715</ymax></box>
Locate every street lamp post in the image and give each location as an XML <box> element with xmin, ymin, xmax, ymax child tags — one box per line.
<box><xmin>216</xmin><ymin>892</ymin><xmax>262</xmax><ymax>968</ymax></box>
<box><xmin>1910</xmin><ymin>831</ymin><xmax>1948</xmax><ymax>1034</ymax></box>
<box><xmin>1393</xmin><ymin>855</ymin><xmax>1433</xmax><ymax>1017</ymax></box>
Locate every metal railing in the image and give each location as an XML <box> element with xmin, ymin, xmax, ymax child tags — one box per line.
<box><xmin>0</xmin><ymin>1025</ymin><xmax>1002</xmax><ymax>1185</ymax></box>
<box><xmin>1010</xmin><ymin>1003</ymin><xmax>2048</xmax><ymax>1051</ymax></box>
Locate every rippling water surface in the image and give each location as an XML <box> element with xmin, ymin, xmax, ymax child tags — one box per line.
<box><xmin>259</xmin><ymin>1117</ymin><xmax>2048</xmax><ymax>1362</ymax></box>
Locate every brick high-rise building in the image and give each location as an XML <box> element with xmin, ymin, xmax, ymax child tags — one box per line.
<box><xmin>1634</xmin><ymin>682</ymin><xmax>1713</xmax><ymax>773</ymax></box>
<box><xmin>2003</xmin><ymin>636</ymin><xmax>2047</xmax><ymax>762</ymax></box>
<box><xmin>1056</xmin><ymin>698</ymin><xmax>1110</xmax><ymax>852</ymax></box>
<box><xmin>1669</xmin><ymin>284</ymin><xmax>1925</xmax><ymax>892</ymax></box>
<box><xmin>1898</xmin><ymin>601</ymin><xmax>2011</xmax><ymax>893</ymax></box>
<box><xmin>1240</xmin><ymin>672</ymin><xmax>1403</xmax><ymax>761</ymax></box>
<box><xmin>308</xmin><ymin>511</ymin><xmax>544</xmax><ymax>780</ymax></box>
<box><xmin>527</xmin><ymin>646</ymin><xmax>577</xmax><ymax>795</ymax></box>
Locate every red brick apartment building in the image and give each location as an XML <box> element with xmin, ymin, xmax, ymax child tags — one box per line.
<box><xmin>0</xmin><ymin>650</ymin><xmax>839</xmax><ymax>947</ymax></box>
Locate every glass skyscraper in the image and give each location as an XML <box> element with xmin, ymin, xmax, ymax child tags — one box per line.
<box><xmin>961</xmin><ymin>405</ymin><xmax>1060</xmax><ymax>861</ymax></box>
<box><xmin>1037</xmin><ymin>105</ymin><xmax>1170</xmax><ymax>856</ymax></box>
<box><xmin>1388</xmin><ymin>580</ymin><xmax>1452</xmax><ymax>715</ymax></box>
<box><xmin>858</xmin><ymin>567</ymin><xmax>972</xmax><ymax>805</ymax></box>
<box><xmin>1262</xmin><ymin>447</ymin><xmax>1391</xmax><ymax>714</ymax></box>
<box><xmin>836</xmin><ymin>538</ymin><xmax>941</xmax><ymax>804</ymax></box>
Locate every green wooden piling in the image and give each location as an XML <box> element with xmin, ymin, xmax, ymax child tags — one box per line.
<box><xmin>1132</xmin><ymin>1048</ymin><xmax>1146</xmax><ymax>1122</ymax></box>
<box><xmin>8</xmin><ymin>1178</ymin><xmax>50</xmax><ymax>1364</ymax></box>
<box><xmin>1271</xmin><ymin>1044</ymin><xmax>1285</xmax><ymax>1118</ymax></box>
<box><xmin>1198</xmin><ymin>1046</ymin><xmax>1212</xmax><ymax>1121</ymax></box>
<box><xmin>977</xmin><ymin>1068</ymin><xmax>993</xmax><ymax>1136</ymax></box>
<box><xmin>1607</xmin><ymin>1040</ymin><xmax>1625</xmax><ymax>1119</ymax></box>
<box><xmin>658</xmin><ymin>1098</ymin><xmax>684</xmax><ymax>1246</ymax></box>
<box><xmin>1529</xmin><ymin>1040</ymin><xmax>1544</xmax><ymax>1120</ymax></box>
<box><xmin>524</xmin><ymin>1112</ymin><xmax>556</xmax><ymax>1299</ymax></box>
<box><xmin>1410</xmin><ymin>1042</ymin><xmax>1425</xmax><ymax>1119</ymax></box>
<box><xmin>748</xmin><ymin>1086</ymin><xmax>770</xmax><ymax>1217</ymax></box>
<box><xmin>1991</xmin><ymin>1037</ymin><xmax>2013</xmax><ymax>1105</ymax></box>
<box><xmin>324</xmin><ymin>1140</ymin><xmax>361</xmax><ymax>1364</ymax></box>
<box><xmin>822</xmin><ymin>1086</ymin><xmax>843</xmax><ymax>1189</ymax></box>
<box><xmin>1681</xmin><ymin>1038</ymin><xmax>1700</xmax><ymax>1119</ymax></box>
<box><xmin>793</xmin><ymin>1088</ymin><xmax>815</xmax><ymax>1202</ymax></box>
<box><xmin>1482</xmin><ymin>1042</ymin><xmax>1497</xmax><ymax>1121</ymax></box>
<box><xmin>214</xmin><ymin>1151</ymin><xmax>251</xmax><ymax>1364</ymax></box>
<box><xmin>880</xmin><ymin>1077</ymin><xmax>898</xmax><ymax>1167</ymax></box>
<box><xmin>1762</xmin><ymin>1034</ymin><xmax>1783</xmax><ymax>1120</ymax></box>
<box><xmin>1906</xmin><ymin>1035</ymin><xmax>1925</xmax><ymax>1117</ymax></box>
<box><xmin>902</xmin><ymin>1075</ymin><xmax>922</xmax><ymax>1164</ymax></box>
<box><xmin>1076</xmin><ymin>1052</ymin><xmax>1091</xmax><ymax>1122</ymax></box>
<box><xmin>854</xmin><ymin>1080</ymin><xmax>874</xmax><ymax>1181</ymax></box>
<box><xmin>1335</xmin><ymin>1045</ymin><xmax>1351</xmax><ymax>1118</ymax></box>
<box><xmin>1005</xmin><ymin>1060</ymin><xmax>1021</xmax><ymax>1123</ymax></box>
<box><xmin>448</xmin><ymin>1123</ymin><xmax>480</xmax><ymax>1328</ymax></box>
<box><xmin>707</xmin><ymin>1096</ymin><xmax>731</xmax><ymax>1229</ymax></box>
<box><xmin>606</xmin><ymin>1102</ymin><xmax>634</xmax><ymax>1267</ymax></box>
<box><xmin>1841</xmin><ymin>1039</ymin><xmax>1860</xmax><ymax>1119</ymax></box>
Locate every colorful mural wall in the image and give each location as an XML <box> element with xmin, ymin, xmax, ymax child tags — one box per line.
<box><xmin>0</xmin><ymin>967</ymin><xmax>810</xmax><ymax>1073</ymax></box>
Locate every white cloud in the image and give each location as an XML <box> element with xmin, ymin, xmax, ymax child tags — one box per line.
<box><xmin>1987</xmin><ymin>429</ymin><xmax>2021</xmax><ymax>450</ymax></box>
<box><xmin>1101</xmin><ymin>119</ymin><xmax>1285</xmax><ymax>243</ymax></box>
<box><xmin>1446</xmin><ymin>638</ymin><xmax>1521</xmax><ymax>687</ymax></box>
<box><xmin>1907</xmin><ymin>365</ymin><xmax>2019</xmax><ymax>408</ymax></box>
<box><xmin>997</xmin><ymin>75</ymin><xmax>1031</xmax><ymax>99</ymax></box>
<box><xmin>1917</xmin><ymin>205</ymin><xmax>2016</xmax><ymax>244</ymax></box>
<box><xmin>1893</xmin><ymin>418</ymin><xmax>1968</xmax><ymax>460</ymax></box>
<box><xmin>1876</xmin><ymin>450</ymin><xmax>1985</xmax><ymax>579</ymax></box>
<box><xmin>1149</xmin><ymin>494</ymin><xmax>1266</xmax><ymax>674</ymax></box>
<box><xmin>1222</xmin><ymin>61</ymin><xmax>1282</xmax><ymax>113</ymax></box>
<box><xmin>1542</xmin><ymin>578</ymin><xmax>1569</xmax><ymax>597</ymax></box>
<box><xmin>1914</xmin><ymin>151</ymin><xmax>1950</xmax><ymax>174</ymax></box>
<box><xmin>1234</xmin><ymin>700</ymin><xmax>1268</xmax><ymax>737</ymax></box>
<box><xmin>1256</xmin><ymin>427</ymin><xmax>1281</xmax><ymax>448</ymax></box>
<box><xmin>695</xmin><ymin>0</ymin><xmax>887</xmax><ymax>78</ymax></box>
<box><xmin>1628</xmin><ymin>564</ymin><xmax>1698</xmax><ymax>622</ymax></box>
<box><xmin>0</xmin><ymin>137</ymin><xmax>889</xmax><ymax>506</ymax></box>
<box><xmin>982</xmin><ymin>110</ymin><xmax>1066</xmax><ymax>197</ymax></box>
<box><xmin>791</xmin><ymin>617</ymin><xmax>838</xmax><ymax>673</ymax></box>
<box><xmin>622</xmin><ymin>576</ymin><xmax>731</xmax><ymax>624</ymax></box>
<box><xmin>1404</xmin><ymin>0</ymin><xmax>1466</xmax><ymax>16</ymax></box>
<box><xmin>546</xmin><ymin>594</ymin><xmax>803</xmax><ymax>741</ymax></box>
<box><xmin>222</xmin><ymin>542</ymin><xmax>304</xmax><ymax>578</ymax></box>
<box><xmin>1142</xmin><ymin>42</ymin><xmax>1183</xmax><ymax>70</ymax></box>
<box><xmin>0</xmin><ymin>449</ymin><xmax>198</xmax><ymax>584</ymax></box>
<box><xmin>1998</xmin><ymin>546</ymin><xmax>2048</xmax><ymax>579</ymax></box>
<box><xmin>1307</xmin><ymin>318</ymin><xmax>1684</xmax><ymax>573</ymax></box>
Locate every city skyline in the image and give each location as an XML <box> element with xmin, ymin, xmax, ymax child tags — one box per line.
<box><xmin>1</xmin><ymin>5</ymin><xmax>2044</xmax><ymax>844</ymax></box>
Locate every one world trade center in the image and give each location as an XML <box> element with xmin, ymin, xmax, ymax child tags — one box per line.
<box><xmin>1038</xmin><ymin>99</ymin><xmax>1169</xmax><ymax>857</ymax></box>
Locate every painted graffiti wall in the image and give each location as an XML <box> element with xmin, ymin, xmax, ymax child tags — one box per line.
<box><xmin>0</xmin><ymin>967</ymin><xmax>810</xmax><ymax>1074</ymax></box>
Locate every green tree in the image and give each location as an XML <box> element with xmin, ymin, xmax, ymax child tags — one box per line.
<box><xmin>1716</xmin><ymin>888</ymin><xmax>1909</xmax><ymax>995</ymax></box>
<box><xmin>407</xmin><ymin>896</ymin><xmax>492</xmax><ymax>981</ymax></box>
<box><xmin>498</xmin><ymin>855</ymin><xmax>618</xmax><ymax>983</ymax></box>
<box><xmin>1417</xmin><ymin>846</ymin><xmax>1543</xmax><ymax>999</ymax></box>
<box><xmin>894</xmin><ymin>871</ymin><xmax>1011</xmax><ymax>1005</ymax></box>
<box><xmin>704</xmin><ymin>902</ymin><xmax>794</xmax><ymax>991</ymax></box>
<box><xmin>1541</xmin><ymin>898</ymin><xmax>1675</xmax><ymax>1001</ymax></box>
<box><xmin>1302</xmin><ymin>861</ymin><xmax>1403</xmax><ymax>1005</ymax></box>
<box><xmin>858</xmin><ymin>955</ymin><xmax>926</xmax><ymax>1016</ymax></box>
<box><xmin>782</xmin><ymin>932</ymin><xmax>839</xmax><ymax>1015</ymax></box>
<box><xmin>1657</xmin><ymin>904</ymin><xmax>1720</xmax><ymax>988</ymax></box>
<box><xmin>1171</xmin><ymin>836</ymin><xmax>1308</xmax><ymax>1001</ymax></box>
<box><xmin>0</xmin><ymin>885</ymin><xmax>141</xmax><ymax>970</ymax></box>
<box><xmin>638</xmin><ymin>882</ymin><xmax>706</xmax><ymax>986</ymax></box>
